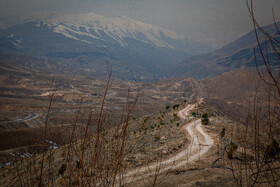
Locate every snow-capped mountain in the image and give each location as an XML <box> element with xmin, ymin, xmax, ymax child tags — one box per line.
<box><xmin>0</xmin><ymin>12</ymin><xmax>212</xmax><ymax>81</ymax></box>
<box><xmin>43</xmin><ymin>12</ymin><xmax>211</xmax><ymax>55</ymax></box>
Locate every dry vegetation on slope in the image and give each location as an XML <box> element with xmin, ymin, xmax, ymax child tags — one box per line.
<box><xmin>200</xmin><ymin>68</ymin><xmax>270</xmax><ymax>122</ymax></box>
<box><xmin>2</xmin><ymin>65</ymin><xmax>280</xmax><ymax>186</ymax></box>
<box><xmin>0</xmin><ymin>94</ymin><xmax>193</xmax><ymax>186</ymax></box>
<box><xmin>0</xmin><ymin>93</ymin><xmax>240</xmax><ymax>187</ymax></box>
<box><xmin>0</xmin><ymin>58</ymin><xmax>207</xmax><ymax>175</ymax></box>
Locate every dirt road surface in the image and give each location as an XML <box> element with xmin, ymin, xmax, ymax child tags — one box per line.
<box><xmin>120</xmin><ymin>102</ymin><xmax>214</xmax><ymax>185</ymax></box>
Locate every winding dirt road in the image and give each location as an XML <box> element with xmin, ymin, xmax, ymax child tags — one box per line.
<box><xmin>122</xmin><ymin>102</ymin><xmax>214</xmax><ymax>184</ymax></box>
<box><xmin>0</xmin><ymin>113</ymin><xmax>39</xmax><ymax>125</ymax></box>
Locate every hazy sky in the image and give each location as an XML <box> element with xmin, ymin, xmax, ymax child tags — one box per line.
<box><xmin>0</xmin><ymin>0</ymin><xmax>279</xmax><ymax>48</ymax></box>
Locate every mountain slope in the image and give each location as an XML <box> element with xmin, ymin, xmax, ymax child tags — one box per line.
<box><xmin>0</xmin><ymin>13</ymin><xmax>212</xmax><ymax>81</ymax></box>
<box><xmin>172</xmin><ymin>22</ymin><xmax>280</xmax><ymax>79</ymax></box>
<box><xmin>200</xmin><ymin>68</ymin><xmax>270</xmax><ymax>122</ymax></box>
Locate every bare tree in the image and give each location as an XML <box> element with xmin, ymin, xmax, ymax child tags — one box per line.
<box><xmin>229</xmin><ymin>1</ymin><xmax>280</xmax><ymax>186</ymax></box>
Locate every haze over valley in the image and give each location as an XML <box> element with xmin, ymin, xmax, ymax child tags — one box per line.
<box><xmin>0</xmin><ymin>0</ymin><xmax>280</xmax><ymax>186</ymax></box>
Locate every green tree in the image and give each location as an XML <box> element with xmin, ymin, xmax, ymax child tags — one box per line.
<box><xmin>220</xmin><ymin>127</ymin><xmax>225</xmax><ymax>138</ymax></box>
<box><xmin>58</xmin><ymin>164</ymin><xmax>67</xmax><ymax>175</ymax></box>
<box><xmin>165</xmin><ymin>105</ymin><xmax>170</xmax><ymax>110</ymax></box>
<box><xmin>226</xmin><ymin>142</ymin><xmax>238</xmax><ymax>159</ymax></box>
<box><xmin>172</xmin><ymin>104</ymin><xmax>179</xmax><ymax>110</ymax></box>
<box><xmin>201</xmin><ymin>113</ymin><xmax>210</xmax><ymax>125</ymax></box>
<box><xmin>265</xmin><ymin>139</ymin><xmax>280</xmax><ymax>160</ymax></box>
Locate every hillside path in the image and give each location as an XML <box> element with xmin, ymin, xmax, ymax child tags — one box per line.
<box><xmin>121</xmin><ymin>102</ymin><xmax>214</xmax><ymax>184</ymax></box>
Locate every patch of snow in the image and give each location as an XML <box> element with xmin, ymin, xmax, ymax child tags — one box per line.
<box><xmin>12</xmin><ymin>41</ymin><xmax>23</xmax><ymax>49</ymax></box>
<box><xmin>6</xmin><ymin>162</ymin><xmax>12</xmax><ymax>166</ymax></box>
<box><xmin>23</xmin><ymin>153</ymin><xmax>32</xmax><ymax>157</ymax></box>
<box><xmin>0</xmin><ymin>161</ymin><xmax>13</xmax><ymax>168</ymax></box>
<box><xmin>43</xmin><ymin>12</ymin><xmax>189</xmax><ymax>49</ymax></box>
<box><xmin>45</xmin><ymin>139</ymin><xmax>60</xmax><ymax>150</ymax></box>
<box><xmin>51</xmin><ymin>24</ymin><xmax>97</xmax><ymax>44</ymax></box>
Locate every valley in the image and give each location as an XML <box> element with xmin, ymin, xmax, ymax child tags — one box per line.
<box><xmin>0</xmin><ymin>60</ymin><xmax>205</xmax><ymax>169</ymax></box>
<box><xmin>1</xmin><ymin>58</ymin><xmax>278</xmax><ymax>186</ymax></box>
<box><xmin>0</xmin><ymin>4</ymin><xmax>280</xmax><ymax>186</ymax></box>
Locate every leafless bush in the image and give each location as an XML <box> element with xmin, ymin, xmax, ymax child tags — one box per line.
<box><xmin>0</xmin><ymin>65</ymin><xmax>143</xmax><ymax>187</ymax></box>
<box><xmin>229</xmin><ymin>1</ymin><xmax>280</xmax><ymax>186</ymax></box>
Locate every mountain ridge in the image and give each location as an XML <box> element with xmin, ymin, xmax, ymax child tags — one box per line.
<box><xmin>171</xmin><ymin>22</ymin><xmax>280</xmax><ymax>79</ymax></box>
<box><xmin>0</xmin><ymin>12</ymin><xmax>213</xmax><ymax>81</ymax></box>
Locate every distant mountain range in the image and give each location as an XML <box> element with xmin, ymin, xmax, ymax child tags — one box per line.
<box><xmin>0</xmin><ymin>13</ymin><xmax>212</xmax><ymax>81</ymax></box>
<box><xmin>1</xmin><ymin>13</ymin><xmax>278</xmax><ymax>81</ymax></box>
<box><xmin>171</xmin><ymin>22</ymin><xmax>280</xmax><ymax>79</ymax></box>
